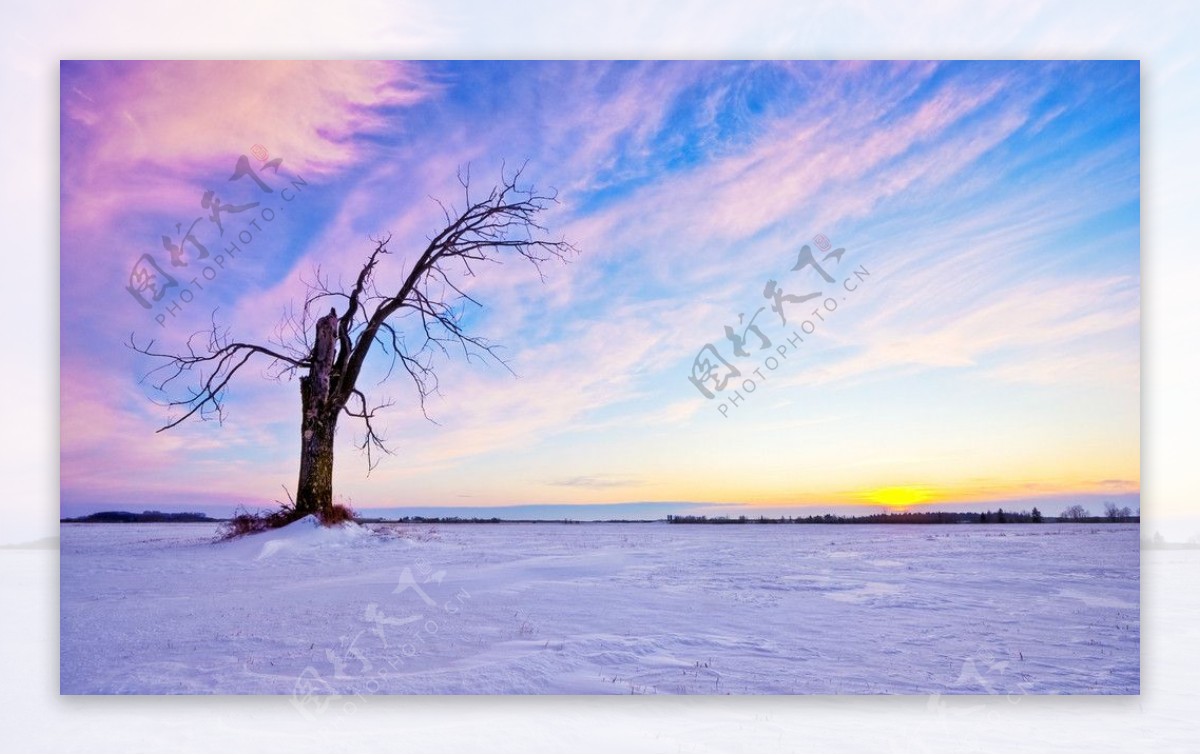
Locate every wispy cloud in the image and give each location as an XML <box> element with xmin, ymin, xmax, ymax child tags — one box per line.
<box><xmin>549</xmin><ymin>475</ymin><xmax>646</xmax><ymax>489</ymax></box>
<box><xmin>60</xmin><ymin>60</ymin><xmax>1141</xmax><ymax>513</ymax></box>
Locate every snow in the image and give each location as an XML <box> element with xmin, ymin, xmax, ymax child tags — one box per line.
<box><xmin>232</xmin><ymin>515</ymin><xmax>372</xmax><ymax>561</ymax></box>
<box><xmin>60</xmin><ymin>522</ymin><xmax>1139</xmax><ymax>695</ymax></box>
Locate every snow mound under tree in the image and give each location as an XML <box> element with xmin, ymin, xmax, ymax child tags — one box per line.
<box><xmin>227</xmin><ymin>514</ymin><xmax>373</xmax><ymax>560</ymax></box>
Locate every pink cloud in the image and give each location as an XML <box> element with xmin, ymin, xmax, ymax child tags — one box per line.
<box><xmin>62</xmin><ymin>60</ymin><xmax>433</xmax><ymax>234</ymax></box>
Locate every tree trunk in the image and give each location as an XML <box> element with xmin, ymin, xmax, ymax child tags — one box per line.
<box><xmin>295</xmin><ymin>309</ymin><xmax>340</xmax><ymax>519</ymax></box>
<box><xmin>295</xmin><ymin>406</ymin><xmax>336</xmax><ymax>518</ymax></box>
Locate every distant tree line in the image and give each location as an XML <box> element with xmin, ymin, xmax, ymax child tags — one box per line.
<box><xmin>667</xmin><ymin>503</ymin><xmax>1139</xmax><ymax>525</ymax></box>
<box><xmin>1058</xmin><ymin>502</ymin><xmax>1138</xmax><ymax>523</ymax></box>
<box><xmin>359</xmin><ymin>516</ymin><xmax>585</xmax><ymax>524</ymax></box>
<box><xmin>61</xmin><ymin>510</ymin><xmax>218</xmax><ymax>523</ymax></box>
<box><xmin>668</xmin><ymin>512</ymin><xmax>1008</xmax><ymax>525</ymax></box>
<box><xmin>61</xmin><ymin>503</ymin><xmax>1139</xmax><ymax>526</ymax></box>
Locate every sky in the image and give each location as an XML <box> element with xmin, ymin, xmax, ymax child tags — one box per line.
<box><xmin>59</xmin><ymin>60</ymin><xmax>1140</xmax><ymax>519</ymax></box>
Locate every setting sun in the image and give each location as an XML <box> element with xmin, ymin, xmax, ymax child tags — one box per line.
<box><xmin>866</xmin><ymin>487</ymin><xmax>933</xmax><ymax>508</ymax></box>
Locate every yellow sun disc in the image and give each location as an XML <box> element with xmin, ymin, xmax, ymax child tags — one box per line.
<box><xmin>866</xmin><ymin>487</ymin><xmax>931</xmax><ymax>508</ymax></box>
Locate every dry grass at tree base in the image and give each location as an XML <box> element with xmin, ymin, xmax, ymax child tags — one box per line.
<box><xmin>217</xmin><ymin>503</ymin><xmax>357</xmax><ymax>540</ymax></box>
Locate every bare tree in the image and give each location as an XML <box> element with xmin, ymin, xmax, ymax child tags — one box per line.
<box><xmin>131</xmin><ymin>166</ymin><xmax>576</xmax><ymax>523</ymax></box>
<box><xmin>1103</xmin><ymin>502</ymin><xmax>1134</xmax><ymax>522</ymax></box>
<box><xmin>1061</xmin><ymin>504</ymin><xmax>1091</xmax><ymax>521</ymax></box>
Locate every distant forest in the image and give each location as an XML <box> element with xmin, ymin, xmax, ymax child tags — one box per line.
<box><xmin>668</xmin><ymin>505</ymin><xmax>1139</xmax><ymax>525</ymax></box>
<box><xmin>62</xmin><ymin>505</ymin><xmax>1139</xmax><ymax>525</ymax></box>
<box><xmin>62</xmin><ymin>511</ymin><xmax>219</xmax><ymax>523</ymax></box>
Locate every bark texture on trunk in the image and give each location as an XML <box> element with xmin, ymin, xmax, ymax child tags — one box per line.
<box><xmin>295</xmin><ymin>309</ymin><xmax>340</xmax><ymax>518</ymax></box>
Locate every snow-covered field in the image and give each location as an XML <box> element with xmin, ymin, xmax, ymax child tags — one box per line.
<box><xmin>60</xmin><ymin>519</ymin><xmax>1139</xmax><ymax>695</ymax></box>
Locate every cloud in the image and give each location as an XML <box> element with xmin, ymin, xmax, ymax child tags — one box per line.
<box><xmin>548</xmin><ymin>475</ymin><xmax>646</xmax><ymax>489</ymax></box>
<box><xmin>63</xmin><ymin>60</ymin><xmax>430</xmax><ymax>175</ymax></box>
<box><xmin>1092</xmin><ymin>479</ymin><xmax>1139</xmax><ymax>490</ymax></box>
<box><xmin>61</xmin><ymin>60</ymin><xmax>434</xmax><ymax>233</ymax></box>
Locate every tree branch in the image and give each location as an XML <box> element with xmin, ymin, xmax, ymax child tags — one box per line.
<box><xmin>129</xmin><ymin>312</ymin><xmax>310</xmax><ymax>432</ymax></box>
<box><xmin>134</xmin><ymin>163</ymin><xmax>577</xmax><ymax>472</ymax></box>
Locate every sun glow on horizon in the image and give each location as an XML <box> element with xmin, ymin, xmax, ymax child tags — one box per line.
<box><xmin>865</xmin><ymin>487</ymin><xmax>933</xmax><ymax>509</ymax></box>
